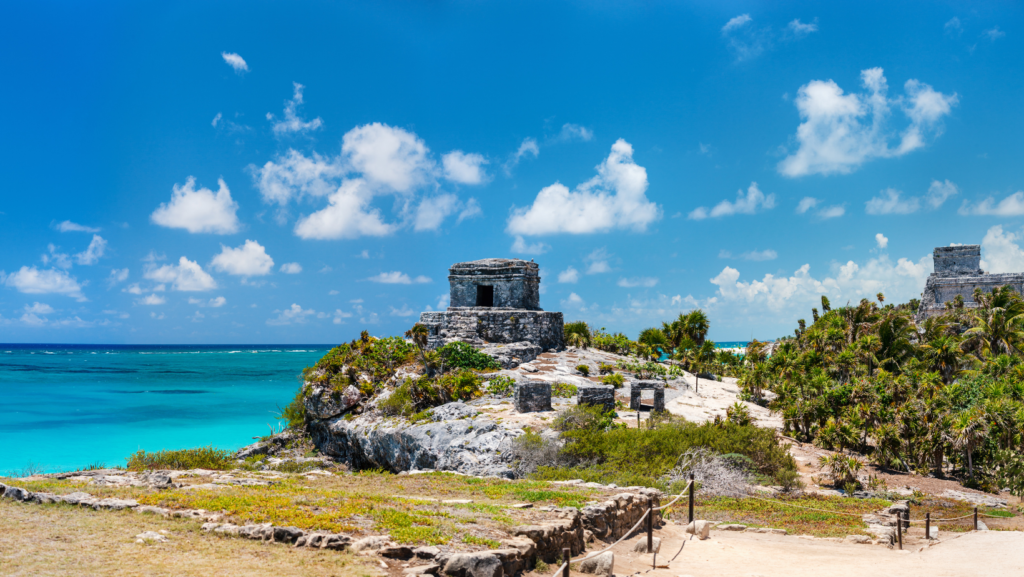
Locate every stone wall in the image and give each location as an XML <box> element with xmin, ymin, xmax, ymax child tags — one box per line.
<box><xmin>449</xmin><ymin>259</ymin><xmax>541</xmax><ymax>310</ymax></box>
<box><xmin>419</xmin><ymin>309</ymin><xmax>564</xmax><ymax>351</ymax></box>
<box><xmin>629</xmin><ymin>381</ymin><xmax>665</xmax><ymax>413</ymax></box>
<box><xmin>577</xmin><ymin>385</ymin><xmax>615</xmax><ymax>413</ymax></box>
<box><xmin>514</xmin><ymin>381</ymin><xmax>552</xmax><ymax>413</ymax></box>
<box><xmin>918</xmin><ymin>245</ymin><xmax>1024</xmax><ymax>319</ymax></box>
<box><xmin>933</xmin><ymin>245</ymin><xmax>983</xmax><ymax>276</ymax></box>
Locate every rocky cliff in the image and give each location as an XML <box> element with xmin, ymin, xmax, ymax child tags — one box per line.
<box><xmin>308</xmin><ymin>402</ymin><xmax>524</xmax><ymax>478</ymax></box>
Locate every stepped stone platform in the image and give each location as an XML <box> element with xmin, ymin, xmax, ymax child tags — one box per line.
<box><xmin>917</xmin><ymin>245</ymin><xmax>1024</xmax><ymax>320</ymax></box>
<box><xmin>419</xmin><ymin>259</ymin><xmax>564</xmax><ymax>359</ymax></box>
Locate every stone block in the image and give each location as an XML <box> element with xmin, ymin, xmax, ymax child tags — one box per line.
<box><xmin>514</xmin><ymin>380</ymin><xmax>552</xmax><ymax>413</ymax></box>
<box><xmin>577</xmin><ymin>385</ymin><xmax>615</xmax><ymax>413</ymax></box>
<box><xmin>629</xmin><ymin>381</ymin><xmax>665</xmax><ymax>412</ymax></box>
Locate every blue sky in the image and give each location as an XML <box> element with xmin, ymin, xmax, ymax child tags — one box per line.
<box><xmin>2</xmin><ymin>1</ymin><xmax>1024</xmax><ymax>344</ymax></box>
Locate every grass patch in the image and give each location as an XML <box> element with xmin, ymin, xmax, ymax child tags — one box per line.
<box><xmin>463</xmin><ymin>535</ymin><xmax>502</xmax><ymax>548</ymax></box>
<box><xmin>695</xmin><ymin>494</ymin><xmax>888</xmax><ymax>538</ymax></box>
<box><xmin>125</xmin><ymin>447</ymin><xmax>233</xmax><ymax>472</ymax></box>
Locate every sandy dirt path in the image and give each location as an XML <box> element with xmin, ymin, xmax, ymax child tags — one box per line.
<box><xmin>607</xmin><ymin>523</ymin><xmax>1024</xmax><ymax>577</ymax></box>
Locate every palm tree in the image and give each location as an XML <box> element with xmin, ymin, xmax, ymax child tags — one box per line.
<box><xmin>922</xmin><ymin>334</ymin><xmax>965</xmax><ymax>384</ymax></box>
<box><xmin>684</xmin><ymin>310</ymin><xmax>710</xmax><ymax>346</ymax></box>
<box><xmin>405</xmin><ymin>323</ymin><xmax>436</xmax><ymax>376</ymax></box>
<box><xmin>949</xmin><ymin>407</ymin><xmax>989</xmax><ymax>479</ymax></box>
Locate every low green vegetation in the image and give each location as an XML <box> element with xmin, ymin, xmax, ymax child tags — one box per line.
<box><xmin>740</xmin><ymin>288</ymin><xmax>1024</xmax><ymax>495</ymax></box>
<box><xmin>551</xmin><ymin>382</ymin><xmax>577</xmax><ymax>398</ymax></box>
<box><xmin>381</xmin><ymin>370</ymin><xmax>484</xmax><ymax>417</ymax></box>
<box><xmin>438</xmin><ymin>341</ymin><xmax>501</xmax><ymax>371</ymax></box>
<box><xmin>125</xmin><ymin>447</ymin><xmax>233</xmax><ymax>472</ymax></box>
<box><xmin>485</xmin><ymin>375</ymin><xmax>516</xmax><ymax>397</ymax></box>
<box><xmin>517</xmin><ymin>405</ymin><xmax>796</xmax><ymax>489</ymax></box>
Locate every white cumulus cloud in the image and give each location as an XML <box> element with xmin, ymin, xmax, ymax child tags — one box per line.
<box><xmin>442</xmin><ymin>151</ymin><xmax>488</xmax><ymax>184</ymax></box>
<box><xmin>108</xmin><ymin>268</ymin><xmax>129</xmax><ymax>287</ymax></box>
<box><xmin>865</xmin><ymin>188</ymin><xmax>920</xmax><ymax>215</ymax></box>
<box><xmin>511</xmin><ymin>236</ymin><xmax>549</xmax><ymax>255</ymax></box>
<box><xmin>267</xmin><ymin>303</ymin><xmax>316</xmax><ymax>325</ymax></box>
<box><xmin>507</xmin><ymin>139</ymin><xmax>660</xmax><ymax>235</ymax></box>
<box><xmin>959</xmin><ymin>191</ymin><xmax>1024</xmax><ymax>216</ymax></box>
<box><xmin>557</xmin><ymin>124</ymin><xmax>594</xmax><ymax>142</ymax></box>
<box><xmin>2</xmin><ymin>267</ymin><xmax>86</xmax><ymax>300</ymax></box>
<box><xmin>211</xmin><ymin>240</ymin><xmax>274</xmax><ymax>276</ymax></box>
<box><xmin>139</xmin><ymin>294</ymin><xmax>166</xmax><ymax>305</ymax></box>
<box><xmin>585</xmin><ymin>248</ymin><xmax>612</xmax><ymax>274</ymax></box>
<box><xmin>617</xmin><ymin>277</ymin><xmax>658</xmax><ymax>288</ymax></box>
<box><xmin>56</xmin><ymin>220</ymin><xmax>100</xmax><ymax>233</ymax></box>
<box><xmin>268</xmin><ymin>82</ymin><xmax>323</xmax><ymax>135</ymax></box>
<box><xmin>144</xmin><ymin>257</ymin><xmax>217</xmax><ymax>291</ymax></box>
<box><xmin>150</xmin><ymin>177</ymin><xmax>240</xmax><ymax>234</ymax></box>
<box><xmin>709</xmin><ymin>250</ymin><xmax>932</xmax><ymax>320</ymax></box>
<box><xmin>787</xmin><ymin>18</ymin><xmax>818</xmax><ymax>38</ymax></box>
<box><xmin>294</xmin><ymin>178</ymin><xmax>396</xmax><ymax>240</ymax></box>
<box><xmin>876</xmin><ymin>233</ymin><xmax>889</xmax><ymax>249</ymax></box>
<box><xmin>980</xmin><ymin>225</ymin><xmax>1024</xmax><ymax>273</ymax></box>
<box><xmin>778</xmin><ymin>68</ymin><xmax>958</xmax><ymax>177</ymax></box>
<box><xmin>74</xmin><ymin>235</ymin><xmax>107</xmax><ymax>265</ymax></box>
<box><xmin>221</xmin><ymin>52</ymin><xmax>249</xmax><ymax>73</ymax></box>
<box><xmin>504</xmin><ymin>138</ymin><xmax>539</xmax><ymax>174</ymax></box>
<box><xmin>280</xmin><ymin>262</ymin><xmax>302</xmax><ymax>274</ymax></box>
<box><xmin>689</xmin><ymin>182</ymin><xmax>775</xmax><ymax>220</ymax></box>
<box><xmin>343</xmin><ymin>123</ymin><xmax>433</xmax><ymax>193</ymax></box>
<box><xmin>189</xmin><ymin>296</ymin><xmax>226</xmax><ymax>307</ymax></box>
<box><xmin>557</xmin><ymin>266</ymin><xmax>580</xmax><ymax>284</ymax></box>
<box><xmin>367</xmin><ymin>271</ymin><xmax>431</xmax><ymax>284</ymax></box>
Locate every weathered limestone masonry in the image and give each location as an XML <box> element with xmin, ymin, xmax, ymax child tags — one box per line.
<box><xmin>514</xmin><ymin>380</ymin><xmax>552</xmax><ymax>413</ymax></box>
<box><xmin>577</xmin><ymin>384</ymin><xmax>615</xmax><ymax>413</ymax></box>
<box><xmin>918</xmin><ymin>245</ymin><xmax>1024</xmax><ymax>320</ymax></box>
<box><xmin>629</xmin><ymin>381</ymin><xmax>665</xmax><ymax>413</ymax></box>
<box><xmin>418</xmin><ymin>259</ymin><xmax>564</xmax><ymax>362</ymax></box>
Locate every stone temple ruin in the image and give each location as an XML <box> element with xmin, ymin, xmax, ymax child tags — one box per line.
<box><xmin>918</xmin><ymin>245</ymin><xmax>1024</xmax><ymax>320</ymax></box>
<box><xmin>418</xmin><ymin>258</ymin><xmax>564</xmax><ymax>367</ymax></box>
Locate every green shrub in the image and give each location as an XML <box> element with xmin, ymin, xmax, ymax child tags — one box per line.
<box><xmin>438</xmin><ymin>341</ymin><xmax>500</xmax><ymax>371</ymax></box>
<box><xmin>576</xmin><ymin>364</ymin><xmax>590</xmax><ymax>376</ymax></box>
<box><xmin>564</xmin><ymin>321</ymin><xmax>592</xmax><ymax>348</ymax></box>
<box><xmin>598</xmin><ymin>363</ymin><xmax>615</xmax><ymax>375</ymax></box>
<box><xmin>486</xmin><ymin>375</ymin><xmax>516</xmax><ymax>398</ymax></box>
<box><xmin>382</xmin><ymin>370</ymin><xmax>484</xmax><ymax>418</ymax></box>
<box><xmin>601</xmin><ymin>373</ymin><xmax>624</xmax><ymax>387</ymax></box>
<box><xmin>125</xmin><ymin>446</ymin><xmax>233</xmax><ymax>471</ymax></box>
<box><xmin>277</xmin><ymin>387</ymin><xmax>307</xmax><ymax>429</ymax></box>
<box><xmin>552</xmin><ymin>382</ymin><xmax>578</xmax><ymax>398</ymax></box>
<box><xmin>381</xmin><ymin>382</ymin><xmax>416</xmax><ymax>417</ymax></box>
<box><xmin>534</xmin><ymin>416</ymin><xmax>796</xmax><ymax>489</ymax></box>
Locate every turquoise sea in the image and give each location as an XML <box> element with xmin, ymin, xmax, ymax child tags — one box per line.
<box><xmin>0</xmin><ymin>344</ymin><xmax>331</xmax><ymax>474</ymax></box>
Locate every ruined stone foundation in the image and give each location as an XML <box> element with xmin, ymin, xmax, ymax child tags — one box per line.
<box><xmin>918</xmin><ymin>245</ymin><xmax>1024</xmax><ymax>320</ymax></box>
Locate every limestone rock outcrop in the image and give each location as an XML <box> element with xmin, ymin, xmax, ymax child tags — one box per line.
<box><xmin>309</xmin><ymin>402</ymin><xmax>522</xmax><ymax>477</ymax></box>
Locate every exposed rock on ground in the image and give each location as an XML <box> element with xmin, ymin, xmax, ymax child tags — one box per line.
<box><xmin>310</xmin><ymin>402</ymin><xmax>522</xmax><ymax>477</ymax></box>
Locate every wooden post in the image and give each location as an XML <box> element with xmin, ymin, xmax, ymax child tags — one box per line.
<box><xmin>688</xmin><ymin>475</ymin><xmax>695</xmax><ymax>524</ymax></box>
<box><xmin>925</xmin><ymin>512</ymin><xmax>930</xmax><ymax>540</ymax></box>
<box><xmin>974</xmin><ymin>507</ymin><xmax>978</xmax><ymax>531</ymax></box>
<box><xmin>562</xmin><ymin>548</ymin><xmax>570</xmax><ymax>577</ymax></box>
<box><xmin>905</xmin><ymin>504</ymin><xmax>911</xmax><ymax>529</ymax></box>
<box><xmin>646</xmin><ymin>500</ymin><xmax>653</xmax><ymax>553</ymax></box>
<box><xmin>896</xmin><ymin>513</ymin><xmax>902</xmax><ymax>550</ymax></box>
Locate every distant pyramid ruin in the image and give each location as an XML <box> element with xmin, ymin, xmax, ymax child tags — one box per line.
<box><xmin>917</xmin><ymin>245</ymin><xmax>1024</xmax><ymax>319</ymax></box>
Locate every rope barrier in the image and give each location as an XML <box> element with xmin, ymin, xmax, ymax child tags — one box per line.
<box><xmin>653</xmin><ymin>485</ymin><xmax>690</xmax><ymax>511</ymax></box>
<box><xmin>906</xmin><ymin>513</ymin><xmax>976</xmax><ymax>524</ymax></box>
<box><xmin>549</xmin><ymin>562</ymin><xmax>567</xmax><ymax>577</ymax></box>
<box><xmin>567</xmin><ymin>508</ymin><xmax>651</xmax><ymax>563</ymax></box>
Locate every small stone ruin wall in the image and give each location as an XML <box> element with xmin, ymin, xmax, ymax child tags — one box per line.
<box><xmin>448</xmin><ymin>259</ymin><xmax>541</xmax><ymax>310</ymax></box>
<box><xmin>918</xmin><ymin>245</ymin><xmax>1024</xmax><ymax>319</ymax></box>
<box><xmin>419</xmin><ymin>310</ymin><xmax>564</xmax><ymax>351</ymax></box>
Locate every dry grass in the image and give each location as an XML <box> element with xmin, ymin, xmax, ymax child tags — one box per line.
<box><xmin>3</xmin><ymin>471</ymin><xmax>598</xmax><ymax>548</ymax></box>
<box><xmin>0</xmin><ymin>499</ymin><xmax>382</xmax><ymax>577</ymax></box>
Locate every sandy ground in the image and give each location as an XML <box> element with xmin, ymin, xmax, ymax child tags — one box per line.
<box><xmin>608</xmin><ymin>523</ymin><xmax>1024</xmax><ymax>577</ymax></box>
